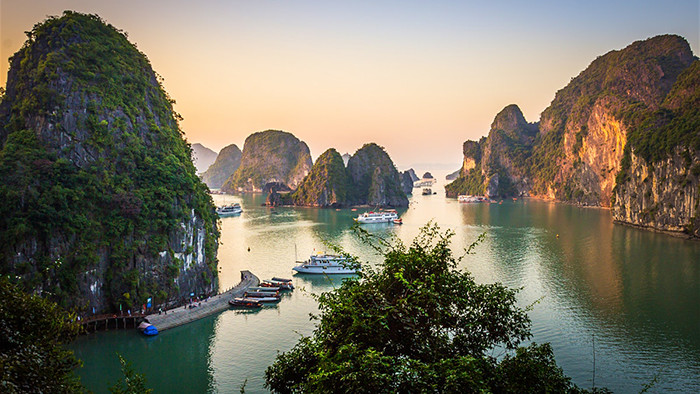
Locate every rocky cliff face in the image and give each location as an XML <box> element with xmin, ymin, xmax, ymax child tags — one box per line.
<box><xmin>446</xmin><ymin>35</ymin><xmax>698</xmax><ymax>236</ymax></box>
<box><xmin>191</xmin><ymin>143</ymin><xmax>218</xmax><ymax>174</ymax></box>
<box><xmin>347</xmin><ymin>143</ymin><xmax>408</xmax><ymax>207</ymax></box>
<box><xmin>221</xmin><ymin>130</ymin><xmax>312</xmax><ymax>193</ymax></box>
<box><xmin>613</xmin><ymin>60</ymin><xmax>700</xmax><ymax>236</ymax></box>
<box><xmin>201</xmin><ymin>143</ymin><xmax>241</xmax><ymax>189</ymax></box>
<box><xmin>0</xmin><ymin>12</ymin><xmax>219</xmax><ymax>312</ymax></box>
<box><xmin>400</xmin><ymin>170</ymin><xmax>414</xmax><ymax>195</ymax></box>
<box><xmin>292</xmin><ymin>148</ymin><xmax>350</xmax><ymax>207</ymax></box>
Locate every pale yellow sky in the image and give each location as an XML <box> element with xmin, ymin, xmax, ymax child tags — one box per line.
<box><xmin>2</xmin><ymin>1</ymin><xmax>698</xmax><ymax>169</ymax></box>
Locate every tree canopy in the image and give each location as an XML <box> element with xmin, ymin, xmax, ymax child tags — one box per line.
<box><xmin>0</xmin><ymin>277</ymin><xmax>82</xmax><ymax>393</ymax></box>
<box><xmin>265</xmin><ymin>224</ymin><xmax>601</xmax><ymax>393</ymax></box>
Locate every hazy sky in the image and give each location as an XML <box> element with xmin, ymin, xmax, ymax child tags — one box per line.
<box><xmin>2</xmin><ymin>1</ymin><xmax>698</xmax><ymax>169</ymax></box>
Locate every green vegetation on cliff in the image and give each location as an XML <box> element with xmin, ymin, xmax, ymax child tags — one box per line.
<box><xmin>201</xmin><ymin>143</ymin><xmax>241</xmax><ymax>189</ymax></box>
<box><xmin>346</xmin><ymin>143</ymin><xmax>408</xmax><ymax>207</ymax></box>
<box><xmin>0</xmin><ymin>12</ymin><xmax>218</xmax><ymax>312</ymax></box>
<box><xmin>445</xmin><ymin>165</ymin><xmax>485</xmax><ymax>197</ymax></box>
<box><xmin>222</xmin><ymin>130</ymin><xmax>312</xmax><ymax>193</ymax></box>
<box><xmin>292</xmin><ymin>148</ymin><xmax>350</xmax><ymax>207</ymax></box>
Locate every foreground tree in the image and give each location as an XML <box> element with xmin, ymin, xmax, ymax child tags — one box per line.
<box><xmin>0</xmin><ymin>277</ymin><xmax>82</xmax><ymax>393</ymax></box>
<box><xmin>266</xmin><ymin>224</ymin><xmax>599</xmax><ymax>393</ymax></box>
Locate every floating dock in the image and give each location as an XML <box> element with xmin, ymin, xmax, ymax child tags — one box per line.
<box><xmin>146</xmin><ymin>270</ymin><xmax>259</xmax><ymax>332</ymax></box>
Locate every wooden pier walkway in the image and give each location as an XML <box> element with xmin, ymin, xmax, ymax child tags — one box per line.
<box><xmin>145</xmin><ymin>270</ymin><xmax>259</xmax><ymax>332</ymax></box>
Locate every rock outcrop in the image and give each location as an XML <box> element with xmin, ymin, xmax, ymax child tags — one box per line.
<box><xmin>0</xmin><ymin>12</ymin><xmax>219</xmax><ymax>312</ymax></box>
<box><xmin>446</xmin><ymin>34</ymin><xmax>699</xmax><ymax>236</ymax></box>
<box><xmin>346</xmin><ymin>143</ymin><xmax>408</xmax><ymax>207</ymax></box>
<box><xmin>292</xmin><ymin>149</ymin><xmax>351</xmax><ymax>207</ymax></box>
<box><xmin>405</xmin><ymin>168</ymin><xmax>419</xmax><ymax>182</ymax></box>
<box><xmin>221</xmin><ymin>130</ymin><xmax>312</xmax><ymax>193</ymax></box>
<box><xmin>400</xmin><ymin>171</ymin><xmax>414</xmax><ymax>195</ymax></box>
<box><xmin>201</xmin><ymin>143</ymin><xmax>241</xmax><ymax>189</ymax></box>
<box><xmin>191</xmin><ymin>143</ymin><xmax>218</xmax><ymax>174</ymax></box>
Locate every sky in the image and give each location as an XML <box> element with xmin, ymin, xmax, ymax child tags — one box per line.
<box><xmin>1</xmin><ymin>1</ymin><xmax>698</xmax><ymax>170</ymax></box>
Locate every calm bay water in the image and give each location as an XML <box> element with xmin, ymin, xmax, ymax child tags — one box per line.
<box><xmin>72</xmin><ymin>184</ymin><xmax>700</xmax><ymax>393</ymax></box>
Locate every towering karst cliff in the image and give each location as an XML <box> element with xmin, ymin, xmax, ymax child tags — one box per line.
<box><xmin>221</xmin><ymin>130</ymin><xmax>312</xmax><ymax>193</ymax></box>
<box><xmin>0</xmin><ymin>12</ymin><xmax>219</xmax><ymax>312</ymax></box>
<box><xmin>201</xmin><ymin>143</ymin><xmax>241</xmax><ymax>189</ymax></box>
<box><xmin>292</xmin><ymin>148</ymin><xmax>351</xmax><ymax>207</ymax></box>
<box><xmin>613</xmin><ymin>60</ymin><xmax>700</xmax><ymax>236</ymax></box>
<box><xmin>446</xmin><ymin>34</ymin><xmax>698</xmax><ymax>236</ymax></box>
<box><xmin>347</xmin><ymin>143</ymin><xmax>409</xmax><ymax>207</ymax></box>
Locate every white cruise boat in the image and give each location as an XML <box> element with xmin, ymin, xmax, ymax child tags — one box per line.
<box><xmin>354</xmin><ymin>210</ymin><xmax>398</xmax><ymax>224</ymax></box>
<box><xmin>216</xmin><ymin>203</ymin><xmax>242</xmax><ymax>216</ymax></box>
<box><xmin>292</xmin><ymin>253</ymin><xmax>358</xmax><ymax>274</ymax></box>
<box><xmin>458</xmin><ymin>195</ymin><xmax>487</xmax><ymax>203</ymax></box>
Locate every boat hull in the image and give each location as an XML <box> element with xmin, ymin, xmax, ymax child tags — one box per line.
<box><xmin>292</xmin><ymin>265</ymin><xmax>357</xmax><ymax>274</ymax></box>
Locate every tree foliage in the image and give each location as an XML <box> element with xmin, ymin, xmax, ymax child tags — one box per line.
<box><xmin>0</xmin><ymin>277</ymin><xmax>82</xmax><ymax>393</ymax></box>
<box><xmin>109</xmin><ymin>354</ymin><xmax>152</xmax><ymax>394</ymax></box>
<box><xmin>265</xmin><ymin>224</ymin><xmax>595</xmax><ymax>393</ymax></box>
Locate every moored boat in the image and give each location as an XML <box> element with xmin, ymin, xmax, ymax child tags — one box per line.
<box><xmin>242</xmin><ymin>293</ymin><xmax>281</xmax><ymax>303</ymax></box>
<box><xmin>248</xmin><ymin>286</ymin><xmax>280</xmax><ymax>292</ymax></box>
<box><xmin>392</xmin><ymin>218</ymin><xmax>403</xmax><ymax>225</ymax></box>
<box><xmin>354</xmin><ymin>210</ymin><xmax>398</xmax><ymax>224</ymax></box>
<box><xmin>229</xmin><ymin>298</ymin><xmax>263</xmax><ymax>308</ymax></box>
<box><xmin>262</xmin><ymin>280</ymin><xmax>294</xmax><ymax>290</ymax></box>
<box><xmin>245</xmin><ymin>291</ymin><xmax>280</xmax><ymax>298</ymax></box>
<box><xmin>271</xmin><ymin>277</ymin><xmax>292</xmax><ymax>283</ymax></box>
<box><xmin>137</xmin><ymin>322</ymin><xmax>159</xmax><ymax>336</ymax></box>
<box><xmin>292</xmin><ymin>252</ymin><xmax>358</xmax><ymax>274</ymax></box>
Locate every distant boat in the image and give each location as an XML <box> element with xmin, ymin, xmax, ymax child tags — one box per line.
<box><xmin>241</xmin><ymin>293</ymin><xmax>280</xmax><ymax>303</ymax></box>
<box><xmin>292</xmin><ymin>253</ymin><xmax>358</xmax><ymax>274</ymax></box>
<box><xmin>217</xmin><ymin>203</ymin><xmax>242</xmax><ymax>216</ymax></box>
<box><xmin>392</xmin><ymin>218</ymin><xmax>403</xmax><ymax>225</ymax></box>
<box><xmin>271</xmin><ymin>277</ymin><xmax>293</xmax><ymax>283</ymax></box>
<box><xmin>458</xmin><ymin>195</ymin><xmax>487</xmax><ymax>203</ymax></box>
<box><xmin>422</xmin><ymin>188</ymin><xmax>432</xmax><ymax>195</ymax></box>
<box><xmin>354</xmin><ymin>210</ymin><xmax>398</xmax><ymax>224</ymax></box>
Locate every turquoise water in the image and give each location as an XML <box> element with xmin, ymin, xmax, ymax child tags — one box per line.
<box><xmin>71</xmin><ymin>189</ymin><xmax>700</xmax><ymax>393</ymax></box>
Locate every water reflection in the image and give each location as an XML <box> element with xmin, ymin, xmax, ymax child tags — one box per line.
<box><xmin>73</xmin><ymin>193</ymin><xmax>700</xmax><ymax>393</ymax></box>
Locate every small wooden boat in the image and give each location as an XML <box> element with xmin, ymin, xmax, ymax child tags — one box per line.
<box><xmin>229</xmin><ymin>298</ymin><xmax>262</xmax><ymax>308</ymax></box>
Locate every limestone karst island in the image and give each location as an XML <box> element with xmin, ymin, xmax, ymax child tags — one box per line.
<box><xmin>1</xmin><ymin>4</ymin><xmax>698</xmax><ymax>394</ymax></box>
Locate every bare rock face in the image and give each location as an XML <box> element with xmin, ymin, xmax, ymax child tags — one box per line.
<box><xmin>221</xmin><ymin>130</ymin><xmax>312</xmax><ymax>193</ymax></box>
<box><xmin>201</xmin><ymin>143</ymin><xmax>241</xmax><ymax>189</ymax></box>
<box><xmin>0</xmin><ymin>12</ymin><xmax>219</xmax><ymax>312</ymax></box>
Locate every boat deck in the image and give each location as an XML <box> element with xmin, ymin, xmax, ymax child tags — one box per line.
<box><xmin>145</xmin><ymin>270</ymin><xmax>259</xmax><ymax>332</ymax></box>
